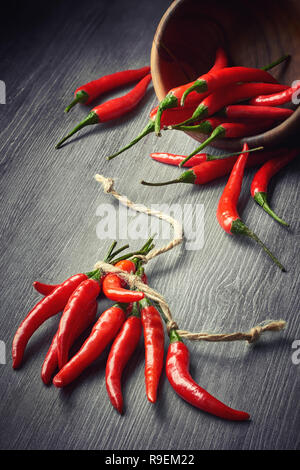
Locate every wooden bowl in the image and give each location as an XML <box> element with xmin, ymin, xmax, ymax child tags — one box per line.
<box><xmin>151</xmin><ymin>0</ymin><xmax>300</xmax><ymax>151</ymax></box>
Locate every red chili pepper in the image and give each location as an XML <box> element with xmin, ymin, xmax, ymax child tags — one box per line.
<box><xmin>216</xmin><ymin>143</ymin><xmax>285</xmax><ymax>271</ymax></box>
<box><xmin>250</xmin><ymin>149</ymin><xmax>298</xmax><ymax>226</ymax></box>
<box><xmin>249</xmin><ymin>81</ymin><xmax>300</xmax><ymax>106</ymax></box>
<box><xmin>41</xmin><ymin>301</ymin><xmax>97</xmax><ymax>385</ymax></box>
<box><xmin>177</xmin><ymin>120</ymin><xmax>275</xmax><ymax>167</ymax></box>
<box><xmin>65</xmin><ymin>66</ymin><xmax>150</xmax><ymax>112</ymax></box>
<box><xmin>180</xmin><ymin>65</ymin><xmax>277</xmax><ymax>108</ymax></box>
<box><xmin>105</xmin><ymin>302</ymin><xmax>142</xmax><ymax>414</ymax></box>
<box><xmin>150</xmin><ymin>146</ymin><xmax>264</xmax><ymax>167</ymax></box>
<box><xmin>56</xmin><ymin>274</ymin><xmax>102</xmax><ymax>369</ymax></box>
<box><xmin>106</xmin><ymin>104</ymin><xmax>199</xmax><ymax>160</ymax></box>
<box><xmin>56</xmin><ymin>74</ymin><xmax>152</xmax><ymax>148</ymax></box>
<box><xmin>139</xmin><ymin>297</ymin><xmax>164</xmax><ymax>403</ymax></box>
<box><xmin>33</xmin><ymin>281</ymin><xmax>60</xmax><ymax>296</ymax></box>
<box><xmin>180</xmin><ymin>54</ymin><xmax>289</xmax><ymax>106</ymax></box>
<box><xmin>173</xmin><ymin>83</ymin><xmax>288</xmax><ymax>130</ymax></box>
<box><xmin>166</xmin><ymin>329</ymin><xmax>250</xmax><ymax>421</ymax></box>
<box><xmin>142</xmin><ymin>147</ymin><xmax>285</xmax><ymax>186</ymax></box>
<box><xmin>12</xmin><ymin>273</ymin><xmax>89</xmax><ymax>369</ymax></box>
<box><xmin>102</xmin><ymin>259</ymin><xmax>145</xmax><ymax>303</ymax></box>
<box><xmin>221</xmin><ymin>105</ymin><xmax>293</xmax><ymax>121</ymax></box>
<box><xmin>53</xmin><ymin>304</ymin><xmax>126</xmax><ymax>387</ymax></box>
<box><xmin>154</xmin><ymin>48</ymin><xmax>228</xmax><ymax>135</ymax></box>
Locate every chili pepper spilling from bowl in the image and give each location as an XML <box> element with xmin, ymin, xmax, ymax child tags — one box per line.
<box><xmin>176</xmin><ymin>120</ymin><xmax>276</xmax><ymax>167</ymax></box>
<box><xmin>171</xmin><ymin>83</ymin><xmax>288</xmax><ymax>133</ymax></box>
<box><xmin>150</xmin><ymin>147</ymin><xmax>264</xmax><ymax>167</ymax></box>
<box><xmin>166</xmin><ymin>328</ymin><xmax>250</xmax><ymax>421</ymax></box>
<box><xmin>180</xmin><ymin>54</ymin><xmax>290</xmax><ymax>105</ymax></box>
<box><xmin>154</xmin><ymin>47</ymin><xmax>228</xmax><ymax>136</ymax></box>
<box><xmin>141</xmin><ymin>148</ymin><xmax>284</xmax><ymax>186</ymax></box>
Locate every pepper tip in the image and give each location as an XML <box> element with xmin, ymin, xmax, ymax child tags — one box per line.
<box><xmin>53</xmin><ymin>375</ymin><xmax>64</xmax><ymax>388</ymax></box>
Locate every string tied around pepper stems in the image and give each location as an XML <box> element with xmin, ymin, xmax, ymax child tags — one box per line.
<box><xmin>94</xmin><ymin>174</ymin><xmax>287</xmax><ymax>344</ymax></box>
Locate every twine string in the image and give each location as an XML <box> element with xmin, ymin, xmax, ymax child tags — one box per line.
<box><xmin>94</xmin><ymin>174</ymin><xmax>286</xmax><ymax>344</ymax></box>
<box><xmin>94</xmin><ymin>174</ymin><xmax>183</xmax><ymax>261</ymax></box>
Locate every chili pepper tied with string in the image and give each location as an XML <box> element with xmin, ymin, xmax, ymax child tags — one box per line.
<box><xmin>102</xmin><ymin>259</ymin><xmax>145</xmax><ymax>303</ymax></box>
<box><xmin>140</xmin><ymin>297</ymin><xmax>164</xmax><ymax>403</ymax></box>
<box><xmin>56</xmin><ymin>270</ymin><xmax>102</xmax><ymax>369</ymax></box>
<box><xmin>216</xmin><ymin>143</ymin><xmax>285</xmax><ymax>271</ymax></box>
<box><xmin>250</xmin><ymin>149</ymin><xmax>299</xmax><ymax>226</ymax></box>
<box><xmin>33</xmin><ymin>281</ymin><xmax>60</xmax><ymax>296</ymax></box>
<box><xmin>12</xmin><ymin>241</ymin><xmax>134</xmax><ymax>370</ymax></box>
<box><xmin>166</xmin><ymin>329</ymin><xmax>250</xmax><ymax>421</ymax></box>
<box><xmin>53</xmin><ymin>303</ymin><xmax>127</xmax><ymax>387</ymax></box>
<box><xmin>56</xmin><ymin>74</ymin><xmax>152</xmax><ymax>148</ymax></box>
<box><xmin>65</xmin><ymin>66</ymin><xmax>150</xmax><ymax>112</ymax></box>
<box><xmin>41</xmin><ymin>301</ymin><xmax>97</xmax><ymax>385</ymax></box>
<box><xmin>12</xmin><ymin>272</ymin><xmax>91</xmax><ymax>369</ymax></box>
<box><xmin>105</xmin><ymin>301</ymin><xmax>142</xmax><ymax>414</ymax></box>
<box><xmin>56</xmin><ymin>242</ymin><xmax>153</xmax><ymax>370</ymax></box>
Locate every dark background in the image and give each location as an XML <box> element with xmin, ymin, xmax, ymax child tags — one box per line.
<box><xmin>0</xmin><ymin>0</ymin><xmax>299</xmax><ymax>450</ymax></box>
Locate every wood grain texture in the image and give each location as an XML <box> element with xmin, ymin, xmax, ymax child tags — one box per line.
<box><xmin>0</xmin><ymin>0</ymin><xmax>299</xmax><ymax>451</ymax></box>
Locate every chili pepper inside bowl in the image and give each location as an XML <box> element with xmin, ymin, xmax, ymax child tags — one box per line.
<box><xmin>151</xmin><ymin>0</ymin><xmax>300</xmax><ymax>151</ymax></box>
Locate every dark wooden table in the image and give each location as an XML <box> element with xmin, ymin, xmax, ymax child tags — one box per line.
<box><xmin>0</xmin><ymin>0</ymin><xmax>299</xmax><ymax>451</ymax></box>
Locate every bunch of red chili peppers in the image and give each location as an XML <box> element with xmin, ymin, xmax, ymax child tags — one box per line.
<box><xmin>12</xmin><ymin>236</ymin><xmax>250</xmax><ymax>421</ymax></box>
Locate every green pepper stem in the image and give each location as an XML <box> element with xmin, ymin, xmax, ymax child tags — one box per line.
<box><xmin>154</xmin><ymin>93</ymin><xmax>179</xmax><ymax>136</ymax></box>
<box><xmin>180</xmin><ymin>79</ymin><xmax>207</xmax><ymax>106</ymax></box>
<box><xmin>169</xmin><ymin>328</ymin><xmax>183</xmax><ymax>343</ymax></box>
<box><xmin>107</xmin><ymin>244</ymin><xmax>130</xmax><ymax>262</ymax></box>
<box><xmin>112</xmin><ymin>236</ymin><xmax>155</xmax><ymax>265</ymax></box>
<box><xmin>55</xmin><ymin>111</ymin><xmax>99</xmax><ymax>148</ymax></box>
<box><xmin>141</xmin><ymin>168</ymin><xmax>195</xmax><ymax>187</ymax></box>
<box><xmin>261</xmin><ymin>54</ymin><xmax>290</xmax><ymax>71</ymax></box>
<box><xmin>231</xmin><ymin>219</ymin><xmax>286</xmax><ymax>271</ymax></box>
<box><xmin>179</xmin><ymin>126</ymin><xmax>225</xmax><ymax>167</ymax></box>
<box><xmin>207</xmin><ymin>146</ymin><xmax>264</xmax><ymax>161</ymax></box>
<box><xmin>104</xmin><ymin>240</ymin><xmax>118</xmax><ymax>262</ymax></box>
<box><xmin>139</xmin><ymin>296</ymin><xmax>152</xmax><ymax>309</ymax></box>
<box><xmin>88</xmin><ymin>268</ymin><xmax>101</xmax><ymax>281</ymax></box>
<box><xmin>64</xmin><ymin>90</ymin><xmax>89</xmax><ymax>113</ymax></box>
<box><xmin>172</xmin><ymin>104</ymin><xmax>209</xmax><ymax>130</ymax></box>
<box><xmin>131</xmin><ymin>302</ymin><xmax>140</xmax><ymax>318</ymax></box>
<box><xmin>85</xmin><ymin>268</ymin><xmax>101</xmax><ymax>278</ymax></box>
<box><xmin>254</xmin><ymin>192</ymin><xmax>289</xmax><ymax>227</ymax></box>
<box><xmin>107</xmin><ymin>120</ymin><xmax>154</xmax><ymax>160</ymax></box>
<box><xmin>141</xmin><ymin>178</ymin><xmax>180</xmax><ymax>187</ymax></box>
<box><xmin>173</xmin><ymin>120</ymin><xmax>213</xmax><ymax>134</ymax></box>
